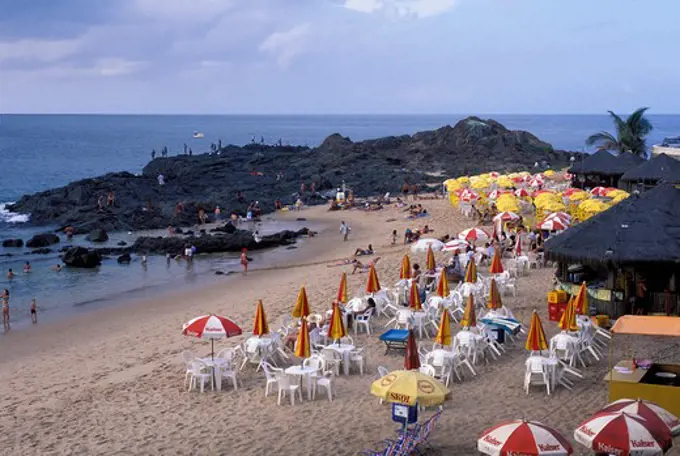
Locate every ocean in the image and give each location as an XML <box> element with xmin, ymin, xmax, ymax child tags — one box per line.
<box><xmin>1</xmin><ymin>114</ymin><xmax>678</xmax><ymax>326</ymax></box>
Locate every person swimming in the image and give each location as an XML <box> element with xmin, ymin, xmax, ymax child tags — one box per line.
<box><xmin>7</xmin><ymin>269</ymin><xmax>15</xmax><ymax>279</ymax></box>
<box><xmin>24</xmin><ymin>262</ymin><xmax>31</xmax><ymax>273</ymax></box>
<box><xmin>51</xmin><ymin>264</ymin><xmax>62</xmax><ymax>272</ymax></box>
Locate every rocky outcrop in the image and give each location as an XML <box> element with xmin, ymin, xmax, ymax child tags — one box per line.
<box><xmin>8</xmin><ymin>118</ymin><xmax>573</xmax><ymax>231</ymax></box>
<box><xmin>2</xmin><ymin>239</ymin><xmax>23</xmax><ymax>248</ymax></box>
<box><xmin>117</xmin><ymin>253</ymin><xmax>132</xmax><ymax>264</ymax></box>
<box><xmin>26</xmin><ymin>233</ymin><xmax>60</xmax><ymax>248</ymax></box>
<box><xmin>62</xmin><ymin>247</ymin><xmax>102</xmax><ymax>268</ymax></box>
<box><xmin>86</xmin><ymin>229</ymin><xmax>109</xmax><ymax>242</ymax></box>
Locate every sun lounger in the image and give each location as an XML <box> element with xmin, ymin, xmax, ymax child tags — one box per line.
<box><xmin>379</xmin><ymin>329</ymin><xmax>409</xmax><ymax>354</ymax></box>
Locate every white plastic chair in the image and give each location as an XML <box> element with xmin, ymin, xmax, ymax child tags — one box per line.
<box><xmin>262</xmin><ymin>362</ymin><xmax>282</xmax><ymax>397</ymax></box>
<box><xmin>218</xmin><ymin>362</ymin><xmax>239</xmax><ymax>391</ymax></box>
<box><xmin>524</xmin><ymin>355</ymin><xmax>551</xmax><ymax>395</ymax></box>
<box><xmin>354</xmin><ymin>309</ymin><xmax>373</xmax><ymax>335</ymax></box>
<box><xmin>419</xmin><ymin>364</ymin><xmax>436</xmax><ymax>377</ymax></box>
<box><xmin>340</xmin><ymin>335</ymin><xmax>354</xmax><ymax>346</ymax></box>
<box><xmin>321</xmin><ymin>348</ymin><xmax>342</xmax><ymax>375</ymax></box>
<box><xmin>276</xmin><ymin>373</ymin><xmax>302</xmax><ymax>406</ymax></box>
<box><xmin>313</xmin><ymin>371</ymin><xmax>334</xmax><ymax>402</ymax></box>
<box><xmin>349</xmin><ymin>347</ymin><xmax>366</xmax><ymax>375</ymax></box>
<box><xmin>188</xmin><ymin>360</ymin><xmax>214</xmax><ymax>393</ymax></box>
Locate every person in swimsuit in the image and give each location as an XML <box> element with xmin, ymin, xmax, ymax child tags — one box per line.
<box><xmin>30</xmin><ymin>298</ymin><xmax>37</xmax><ymax>324</ymax></box>
<box><xmin>7</xmin><ymin>269</ymin><xmax>15</xmax><ymax>279</ymax></box>
<box><xmin>240</xmin><ymin>248</ymin><xmax>248</xmax><ymax>275</ymax></box>
<box><xmin>24</xmin><ymin>262</ymin><xmax>31</xmax><ymax>273</ymax></box>
<box><xmin>2</xmin><ymin>289</ymin><xmax>9</xmax><ymax>332</ymax></box>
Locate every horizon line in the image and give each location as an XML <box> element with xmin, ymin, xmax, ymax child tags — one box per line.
<box><xmin>2</xmin><ymin>112</ymin><xmax>679</xmax><ymax>116</ymax></box>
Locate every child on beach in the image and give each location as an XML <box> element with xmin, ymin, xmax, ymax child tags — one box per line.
<box><xmin>30</xmin><ymin>298</ymin><xmax>37</xmax><ymax>324</ymax></box>
<box><xmin>391</xmin><ymin>230</ymin><xmax>397</xmax><ymax>245</ymax></box>
<box><xmin>240</xmin><ymin>248</ymin><xmax>248</xmax><ymax>275</ymax></box>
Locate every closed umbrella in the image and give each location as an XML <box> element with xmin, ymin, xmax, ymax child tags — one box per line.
<box><xmin>294</xmin><ymin>317</ymin><xmax>311</xmax><ymax>359</ymax></box>
<box><xmin>489</xmin><ymin>249</ymin><xmax>504</xmax><ymax>274</ymax></box>
<box><xmin>252</xmin><ymin>300</ymin><xmax>269</xmax><ymax>337</ymax></box>
<box><xmin>182</xmin><ymin>314</ymin><xmax>243</xmax><ymax>359</ymax></box>
<box><xmin>525</xmin><ymin>310</ymin><xmax>548</xmax><ymax>353</ymax></box>
<box><xmin>292</xmin><ymin>286</ymin><xmax>311</xmax><ymax>318</ymax></box>
<box><xmin>478</xmin><ymin>420</ymin><xmax>573</xmax><ymax>456</ymax></box>
<box><xmin>460</xmin><ymin>294</ymin><xmax>477</xmax><ymax>328</ymax></box>
<box><xmin>409</xmin><ymin>282</ymin><xmax>423</xmax><ymax>311</ymax></box>
<box><xmin>435</xmin><ymin>310</ymin><xmax>452</xmax><ymax>346</ymax></box>
<box><xmin>366</xmin><ymin>265</ymin><xmax>381</xmax><ymax>293</ymax></box>
<box><xmin>426</xmin><ymin>245</ymin><xmax>436</xmax><ymax>272</ymax></box>
<box><xmin>574</xmin><ymin>411</ymin><xmax>672</xmax><ymax>455</ymax></box>
<box><xmin>573</xmin><ymin>282</ymin><xmax>588</xmax><ymax>315</ymax></box>
<box><xmin>465</xmin><ymin>258</ymin><xmax>478</xmax><ymax>283</ymax></box>
<box><xmin>436</xmin><ymin>272</ymin><xmax>450</xmax><ymax>298</ymax></box>
<box><xmin>400</xmin><ymin>255</ymin><xmax>412</xmax><ymax>280</ymax></box>
<box><xmin>337</xmin><ymin>272</ymin><xmax>348</xmax><ymax>304</ymax></box>
<box><xmin>327</xmin><ymin>301</ymin><xmax>347</xmax><ymax>342</ymax></box>
<box><xmin>558</xmin><ymin>297</ymin><xmax>578</xmax><ymax>332</ymax></box>
<box><xmin>487</xmin><ymin>279</ymin><xmax>502</xmax><ymax>310</ymax></box>
<box><xmin>404</xmin><ymin>329</ymin><xmax>420</xmax><ymax>370</ymax></box>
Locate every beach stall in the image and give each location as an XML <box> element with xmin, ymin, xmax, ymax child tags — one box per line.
<box><xmin>604</xmin><ymin>315</ymin><xmax>680</xmax><ymax>418</ymax></box>
<box><xmin>568</xmin><ymin>150</ymin><xmax>643</xmax><ymax>189</ymax></box>
<box><xmin>546</xmin><ymin>184</ymin><xmax>680</xmax><ymax>318</ymax></box>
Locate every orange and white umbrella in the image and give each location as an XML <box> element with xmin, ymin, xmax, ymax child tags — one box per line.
<box><xmin>435</xmin><ymin>310</ymin><xmax>452</xmax><ymax>346</ymax></box>
<box><xmin>558</xmin><ymin>297</ymin><xmax>578</xmax><ymax>332</ymax></box>
<box><xmin>337</xmin><ymin>272</ymin><xmax>348</xmax><ymax>304</ymax></box>
<box><xmin>460</xmin><ymin>294</ymin><xmax>477</xmax><ymax>328</ymax></box>
<box><xmin>574</xmin><ymin>411</ymin><xmax>673</xmax><ymax>455</ymax></box>
<box><xmin>327</xmin><ymin>301</ymin><xmax>347</xmax><ymax>342</ymax></box>
<box><xmin>478</xmin><ymin>420</ymin><xmax>573</xmax><ymax>456</ymax></box>
<box><xmin>489</xmin><ymin>249</ymin><xmax>504</xmax><ymax>274</ymax></box>
<box><xmin>409</xmin><ymin>282</ymin><xmax>423</xmax><ymax>311</ymax></box>
<box><xmin>366</xmin><ymin>264</ymin><xmax>381</xmax><ymax>293</ymax></box>
<box><xmin>573</xmin><ymin>282</ymin><xmax>589</xmax><ymax>315</ymax></box>
<box><xmin>600</xmin><ymin>398</ymin><xmax>680</xmax><ymax>436</ymax></box>
<box><xmin>400</xmin><ymin>254</ymin><xmax>412</xmax><ymax>280</ymax></box>
<box><xmin>295</xmin><ymin>317</ymin><xmax>311</xmax><ymax>359</ymax></box>
<box><xmin>525</xmin><ymin>310</ymin><xmax>548</xmax><ymax>352</ymax></box>
<box><xmin>252</xmin><ymin>300</ymin><xmax>269</xmax><ymax>337</ymax></box>
<box><xmin>459</xmin><ymin>228</ymin><xmax>489</xmax><ymax>242</ymax></box>
<box><xmin>464</xmin><ymin>258</ymin><xmax>478</xmax><ymax>283</ymax></box>
<box><xmin>292</xmin><ymin>286</ymin><xmax>310</xmax><ymax>318</ymax></box>
<box><xmin>487</xmin><ymin>279</ymin><xmax>502</xmax><ymax>310</ymax></box>
<box><xmin>436</xmin><ymin>272</ymin><xmax>450</xmax><ymax>298</ymax></box>
<box><xmin>426</xmin><ymin>245</ymin><xmax>436</xmax><ymax>272</ymax></box>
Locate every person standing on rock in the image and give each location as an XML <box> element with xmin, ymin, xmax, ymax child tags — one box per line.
<box><xmin>151</xmin><ymin>149</ymin><xmax>156</xmax><ymax>160</ymax></box>
<box><xmin>214</xmin><ymin>206</ymin><xmax>221</xmax><ymax>221</ymax></box>
<box><xmin>107</xmin><ymin>191</ymin><xmax>116</xmax><ymax>207</ymax></box>
<box><xmin>97</xmin><ymin>195</ymin><xmax>105</xmax><ymax>211</ymax></box>
<box><xmin>340</xmin><ymin>221</ymin><xmax>351</xmax><ymax>242</ymax></box>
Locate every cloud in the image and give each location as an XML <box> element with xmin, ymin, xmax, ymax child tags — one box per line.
<box><xmin>342</xmin><ymin>0</ymin><xmax>457</xmax><ymax>18</ymax></box>
<box><xmin>259</xmin><ymin>24</ymin><xmax>311</xmax><ymax>68</ymax></box>
<box><xmin>0</xmin><ymin>38</ymin><xmax>82</xmax><ymax>64</ymax></box>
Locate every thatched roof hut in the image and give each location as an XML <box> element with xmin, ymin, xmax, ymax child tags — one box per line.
<box><xmin>620</xmin><ymin>153</ymin><xmax>680</xmax><ymax>189</ymax></box>
<box><xmin>569</xmin><ymin>151</ymin><xmax>644</xmax><ymax>189</ymax></box>
<box><xmin>545</xmin><ymin>183</ymin><xmax>680</xmax><ymax>265</ymax></box>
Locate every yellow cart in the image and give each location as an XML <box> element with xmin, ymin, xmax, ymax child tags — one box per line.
<box><xmin>604</xmin><ymin>315</ymin><xmax>680</xmax><ymax>417</ymax></box>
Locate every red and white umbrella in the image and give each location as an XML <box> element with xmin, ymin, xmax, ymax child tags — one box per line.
<box><xmin>443</xmin><ymin>239</ymin><xmax>470</xmax><ymax>252</ymax></box>
<box><xmin>574</xmin><ymin>411</ymin><xmax>673</xmax><ymax>455</ymax></box>
<box><xmin>478</xmin><ymin>420</ymin><xmax>573</xmax><ymax>455</ymax></box>
<box><xmin>590</xmin><ymin>186</ymin><xmax>609</xmax><ymax>197</ymax></box>
<box><xmin>514</xmin><ymin>188</ymin><xmax>532</xmax><ymax>198</ymax></box>
<box><xmin>488</xmin><ymin>189</ymin><xmax>508</xmax><ymax>200</ymax></box>
<box><xmin>460</xmin><ymin>189</ymin><xmax>480</xmax><ymax>202</ymax></box>
<box><xmin>459</xmin><ymin>228</ymin><xmax>489</xmax><ymax>242</ymax></box>
<box><xmin>489</xmin><ymin>171</ymin><xmax>500</xmax><ymax>178</ymax></box>
<box><xmin>533</xmin><ymin>173</ymin><xmax>545</xmax><ymax>180</ymax></box>
<box><xmin>600</xmin><ymin>399</ymin><xmax>680</xmax><ymax>436</ymax></box>
<box><xmin>545</xmin><ymin>211</ymin><xmax>572</xmax><ymax>223</ymax></box>
<box><xmin>528</xmin><ymin>178</ymin><xmax>544</xmax><ymax>188</ymax></box>
<box><xmin>493</xmin><ymin>211</ymin><xmax>520</xmax><ymax>223</ymax></box>
<box><xmin>182</xmin><ymin>314</ymin><xmax>243</xmax><ymax>357</ymax></box>
<box><xmin>539</xmin><ymin>218</ymin><xmax>567</xmax><ymax>231</ymax></box>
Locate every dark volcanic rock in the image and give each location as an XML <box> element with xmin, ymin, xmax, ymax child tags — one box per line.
<box><xmin>26</xmin><ymin>233</ymin><xmax>60</xmax><ymax>248</ymax></box>
<box><xmin>117</xmin><ymin>241</ymin><xmax>127</xmax><ymax>246</ymax></box>
<box><xmin>2</xmin><ymin>239</ymin><xmax>23</xmax><ymax>248</ymax></box>
<box><xmin>8</xmin><ymin>118</ymin><xmax>572</xmax><ymax>231</ymax></box>
<box><xmin>62</xmin><ymin>247</ymin><xmax>102</xmax><ymax>268</ymax></box>
<box><xmin>211</xmin><ymin>222</ymin><xmax>237</xmax><ymax>234</ymax></box>
<box><xmin>30</xmin><ymin>248</ymin><xmax>52</xmax><ymax>254</ymax></box>
<box><xmin>86</xmin><ymin>229</ymin><xmax>109</xmax><ymax>242</ymax></box>
<box><xmin>117</xmin><ymin>253</ymin><xmax>132</xmax><ymax>264</ymax></box>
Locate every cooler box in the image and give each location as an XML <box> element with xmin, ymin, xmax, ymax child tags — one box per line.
<box><xmin>547</xmin><ymin>290</ymin><xmax>567</xmax><ymax>304</ymax></box>
<box><xmin>548</xmin><ymin>302</ymin><xmax>568</xmax><ymax>322</ymax></box>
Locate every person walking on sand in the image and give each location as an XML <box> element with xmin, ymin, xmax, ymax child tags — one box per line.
<box><xmin>240</xmin><ymin>248</ymin><xmax>248</xmax><ymax>275</ymax></box>
<box><xmin>30</xmin><ymin>298</ymin><xmax>37</xmax><ymax>324</ymax></box>
<box><xmin>2</xmin><ymin>289</ymin><xmax>9</xmax><ymax>332</ymax></box>
<box><xmin>340</xmin><ymin>221</ymin><xmax>351</xmax><ymax>241</ymax></box>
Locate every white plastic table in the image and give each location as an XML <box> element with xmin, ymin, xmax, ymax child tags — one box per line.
<box><xmin>428</xmin><ymin>349</ymin><xmax>457</xmax><ymax>367</ymax></box>
<box><xmin>410</xmin><ymin>311</ymin><xmax>428</xmax><ymax>338</ymax></box>
<box><xmin>199</xmin><ymin>357</ymin><xmax>229</xmax><ymax>392</ymax></box>
<box><xmin>285</xmin><ymin>365</ymin><xmax>319</xmax><ymax>400</ymax></box>
<box><xmin>324</xmin><ymin>343</ymin><xmax>355</xmax><ymax>376</ymax></box>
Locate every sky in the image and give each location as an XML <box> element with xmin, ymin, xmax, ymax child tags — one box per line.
<box><xmin>0</xmin><ymin>0</ymin><xmax>679</xmax><ymax>114</ymax></box>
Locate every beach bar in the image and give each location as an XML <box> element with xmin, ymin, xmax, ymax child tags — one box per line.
<box><xmin>569</xmin><ymin>150</ymin><xmax>644</xmax><ymax>190</ymax></box>
<box><xmin>545</xmin><ymin>184</ymin><xmax>680</xmax><ymax>318</ymax></box>
<box><xmin>604</xmin><ymin>315</ymin><xmax>680</xmax><ymax>417</ymax></box>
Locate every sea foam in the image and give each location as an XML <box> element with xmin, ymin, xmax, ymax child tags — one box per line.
<box><xmin>0</xmin><ymin>202</ymin><xmax>30</xmax><ymax>223</ymax></box>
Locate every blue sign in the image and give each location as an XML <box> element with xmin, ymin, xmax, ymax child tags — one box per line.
<box><xmin>392</xmin><ymin>403</ymin><xmax>418</xmax><ymax>426</ymax></box>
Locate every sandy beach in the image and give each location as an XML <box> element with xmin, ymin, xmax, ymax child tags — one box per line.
<box><xmin>1</xmin><ymin>197</ymin><xmax>678</xmax><ymax>456</ymax></box>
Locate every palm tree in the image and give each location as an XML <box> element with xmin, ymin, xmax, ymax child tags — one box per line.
<box><xmin>586</xmin><ymin>107</ymin><xmax>653</xmax><ymax>157</ymax></box>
